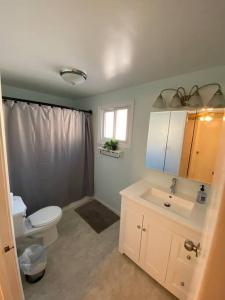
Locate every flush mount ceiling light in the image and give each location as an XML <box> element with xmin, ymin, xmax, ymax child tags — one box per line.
<box><xmin>60</xmin><ymin>68</ymin><xmax>87</xmax><ymax>85</ymax></box>
<box><xmin>153</xmin><ymin>83</ymin><xmax>225</xmax><ymax>109</ymax></box>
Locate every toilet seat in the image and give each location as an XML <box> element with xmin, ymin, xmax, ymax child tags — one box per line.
<box><xmin>28</xmin><ymin>206</ymin><xmax>62</xmax><ymax>228</ymax></box>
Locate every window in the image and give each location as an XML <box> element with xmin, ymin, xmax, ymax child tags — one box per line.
<box><xmin>115</xmin><ymin>108</ymin><xmax>128</xmax><ymax>141</ymax></box>
<box><xmin>99</xmin><ymin>103</ymin><xmax>133</xmax><ymax>147</ymax></box>
<box><xmin>104</xmin><ymin>111</ymin><xmax>114</xmax><ymax>139</ymax></box>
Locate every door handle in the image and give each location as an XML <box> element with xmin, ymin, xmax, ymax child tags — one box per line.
<box><xmin>4</xmin><ymin>245</ymin><xmax>14</xmax><ymax>253</ymax></box>
<box><xmin>184</xmin><ymin>240</ymin><xmax>200</xmax><ymax>257</ymax></box>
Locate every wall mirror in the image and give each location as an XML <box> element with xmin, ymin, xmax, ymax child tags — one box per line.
<box><xmin>146</xmin><ymin>109</ymin><xmax>225</xmax><ymax>184</ymax></box>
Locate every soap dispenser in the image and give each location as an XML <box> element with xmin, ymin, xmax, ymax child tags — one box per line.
<box><xmin>197</xmin><ymin>185</ymin><xmax>207</xmax><ymax>204</ymax></box>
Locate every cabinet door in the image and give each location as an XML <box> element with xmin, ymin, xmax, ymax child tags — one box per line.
<box><xmin>120</xmin><ymin>200</ymin><xmax>143</xmax><ymax>263</ymax></box>
<box><xmin>165</xmin><ymin>233</ymin><xmax>199</xmax><ymax>300</ymax></box>
<box><xmin>146</xmin><ymin>112</ymin><xmax>170</xmax><ymax>171</ymax></box>
<box><xmin>139</xmin><ymin>215</ymin><xmax>172</xmax><ymax>283</ymax></box>
<box><xmin>164</xmin><ymin>111</ymin><xmax>187</xmax><ymax>175</ymax></box>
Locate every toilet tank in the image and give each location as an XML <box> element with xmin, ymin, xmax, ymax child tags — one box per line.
<box><xmin>12</xmin><ymin>196</ymin><xmax>27</xmax><ymax>238</ymax></box>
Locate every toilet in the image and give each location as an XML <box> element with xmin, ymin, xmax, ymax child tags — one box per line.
<box><xmin>12</xmin><ymin>195</ymin><xmax>62</xmax><ymax>247</ymax></box>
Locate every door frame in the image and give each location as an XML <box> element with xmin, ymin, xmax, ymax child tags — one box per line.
<box><xmin>0</xmin><ymin>82</ymin><xmax>24</xmax><ymax>299</ymax></box>
<box><xmin>191</xmin><ymin>123</ymin><xmax>225</xmax><ymax>300</ymax></box>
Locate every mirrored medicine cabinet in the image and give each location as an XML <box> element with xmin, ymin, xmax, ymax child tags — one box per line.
<box><xmin>146</xmin><ymin>109</ymin><xmax>225</xmax><ymax>184</ymax></box>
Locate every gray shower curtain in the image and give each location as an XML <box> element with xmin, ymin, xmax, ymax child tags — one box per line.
<box><xmin>3</xmin><ymin>101</ymin><xmax>94</xmax><ymax>214</ymax></box>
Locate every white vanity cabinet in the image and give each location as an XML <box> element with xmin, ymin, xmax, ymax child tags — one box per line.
<box><xmin>119</xmin><ymin>196</ymin><xmax>201</xmax><ymax>300</ymax></box>
<box><xmin>139</xmin><ymin>210</ymin><xmax>172</xmax><ymax>283</ymax></box>
<box><xmin>119</xmin><ymin>200</ymin><xmax>143</xmax><ymax>263</ymax></box>
<box><xmin>119</xmin><ymin>199</ymin><xmax>172</xmax><ymax>283</ymax></box>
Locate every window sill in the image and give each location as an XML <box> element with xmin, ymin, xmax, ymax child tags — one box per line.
<box><xmin>99</xmin><ymin>139</ymin><xmax>131</xmax><ymax>149</ymax></box>
<box><xmin>98</xmin><ymin>147</ymin><xmax>123</xmax><ymax>158</ymax></box>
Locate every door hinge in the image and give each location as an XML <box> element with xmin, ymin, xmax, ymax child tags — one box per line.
<box><xmin>4</xmin><ymin>245</ymin><xmax>14</xmax><ymax>253</ymax></box>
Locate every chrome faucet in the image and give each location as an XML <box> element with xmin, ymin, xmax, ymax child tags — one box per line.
<box><xmin>170</xmin><ymin>178</ymin><xmax>177</xmax><ymax>194</ymax></box>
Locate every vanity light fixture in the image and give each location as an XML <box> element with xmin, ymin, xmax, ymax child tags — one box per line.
<box><xmin>199</xmin><ymin>116</ymin><xmax>213</xmax><ymax>122</ymax></box>
<box><xmin>204</xmin><ymin>116</ymin><xmax>213</xmax><ymax>122</ymax></box>
<box><xmin>153</xmin><ymin>83</ymin><xmax>225</xmax><ymax>109</ymax></box>
<box><xmin>153</xmin><ymin>94</ymin><xmax>167</xmax><ymax>108</ymax></box>
<box><xmin>60</xmin><ymin>68</ymin><xmax>87</xmax><ymax>85</ymax></box>
<box><xmin>207</xmin><ymin>88</ymin><xmax>225</xmax><ymax>108</ymax></box>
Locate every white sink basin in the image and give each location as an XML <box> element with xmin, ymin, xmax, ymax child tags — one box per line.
<box><xmin>141</xmin><ymin>187</ymin><xmax>194</xmax><ymax>218</ymax></box>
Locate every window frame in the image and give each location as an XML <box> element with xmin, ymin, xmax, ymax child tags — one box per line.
<box><xmin>98</xmin><ymin>102</ymin><xmax>134</xmax><ymax>148</ymax></box>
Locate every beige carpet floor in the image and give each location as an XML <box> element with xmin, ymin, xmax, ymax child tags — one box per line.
<box><xmin>21</xmin><ymin>208</ymin><xmax>177</xmax><ymax>300</ymax></box>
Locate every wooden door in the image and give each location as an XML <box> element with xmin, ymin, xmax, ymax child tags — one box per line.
<box><xmin>139</xmin><ymin>213</ymin><xmax>172</xmax><ymax>283</ymax></box>
<box><xmin>193</xmin><ymin>120</ymin><xmax>225</xmax><ymax>300</ymax></box>
<box><xmin>119</xmin><ymin>199</ymin><xmax>143</xmax><ymax>263</ymax></box>
<box><xmin>0</xmin><ymin>83</ymin><xmax>24</xmax><ymax>299</ymax></box>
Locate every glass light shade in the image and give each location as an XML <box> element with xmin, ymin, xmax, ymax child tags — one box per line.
<box><xmin>188</xmin><ymin>91</ymin><xmax>203</xmax><ymax>107</ymax></box>
<box><xmin>60</xmin><ymin>68</ymin><xmax>87</xmax><ymax>85</ymax></box>
<box><xmin>207</xmin><ymin>90</ymin><xmax>225</xmax><ymax>108</ymax></box>
<box><xmin>153</xmin><ymin>94</ymin><xmax>166</xmax><ymax>108</ymax></box>
<box><xmin>169</xmin><ymin>93</ymin><xmax>182</xmax><ymax>108</ymax></box>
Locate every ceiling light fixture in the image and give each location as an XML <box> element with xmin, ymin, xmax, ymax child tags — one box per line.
<box><xmin>153</xmin><ymin>83</ymin><xmax>225</xmax><ymax>109</ymax></box>
<box><xmin>60</xmin><ymin>68</ymin><xmax>87</xmax><ymax>85</ymax></box>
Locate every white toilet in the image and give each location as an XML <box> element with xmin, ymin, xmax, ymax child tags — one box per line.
<box><xmin>12</xmin><ymin>195</ymin><xmax>62</xmax><ymax>247</ymax></box>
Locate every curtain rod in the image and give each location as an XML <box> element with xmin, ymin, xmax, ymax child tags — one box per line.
<box><xmin>2</xmin><ymin>96</ymin><xmax>92</xmax><ymax>114</ymax></box>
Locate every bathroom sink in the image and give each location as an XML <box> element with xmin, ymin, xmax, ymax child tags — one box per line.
<box><xmin>140</xmin><ymin>187</ymin><xmax>194</xmax><ymax>218</ymax></box>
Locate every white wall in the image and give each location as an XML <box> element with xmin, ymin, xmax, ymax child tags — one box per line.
<box><xmin>74</xmin><ymin>66</ymin><xmax>225</xmax><ymax>214</ymax></box>
<box><xmin>2</xmin><ymin>84</ymin><xmax>78</xmax><ymax>108</ymax></box>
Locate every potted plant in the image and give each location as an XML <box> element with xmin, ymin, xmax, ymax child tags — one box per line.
<box><xmin>103</xmin><ymin>139</ymin><xmax>118</xmax><ymax>151</ymax></box>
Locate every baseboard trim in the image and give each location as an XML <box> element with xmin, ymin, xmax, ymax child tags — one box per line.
<box><xmin>94</xmin><ymin>195</ymin><xmax>120</xmax><ymax>216</ymax></box>
<box><xmin>63</xmin><ymin>196</ymin><xmax>93</xmax><ymax>212</ymax></box>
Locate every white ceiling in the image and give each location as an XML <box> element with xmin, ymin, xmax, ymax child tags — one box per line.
<box><xmin>0</xmin><ymin>0</ymin><xmax>225</xmax><ymax>100</ymax></box>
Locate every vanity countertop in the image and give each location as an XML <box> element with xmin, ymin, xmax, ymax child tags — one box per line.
<box><xmin>120</xmin><ymin>179</ymin><xmax>208</xmax><ymax>234</ymax></box>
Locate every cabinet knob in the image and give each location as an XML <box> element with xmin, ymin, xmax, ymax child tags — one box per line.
<box><xmin>180</xmin><ymin>282</ymin><xmax>185</xmax><ymax>287</ymax></box>
<box><xmin>142</xmin><ymin>228</ymin><xmax>146</xmax><ymax>232</ymax></box>
<box><xmin>137</xmin><ymin>225</ymin><xmax>141</xmax><ymax>229</ymax></box>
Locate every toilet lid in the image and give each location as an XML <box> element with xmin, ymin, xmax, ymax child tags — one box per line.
<box><xmin>28</xmin><ymin>206</ymin><xmax>62</xmax><ymax>228</ymax></box>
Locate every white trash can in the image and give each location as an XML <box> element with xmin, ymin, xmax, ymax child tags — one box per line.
<box><xmin>19</xmin><ymin>244</ymin><xmax>47</xmax><ymax>283</ymax></box>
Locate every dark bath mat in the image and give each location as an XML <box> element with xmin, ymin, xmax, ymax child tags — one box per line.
<box><xmin>75</xmin><ymin>200</ymin><xmax>120</xmax><ymax>233</ymax></box>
